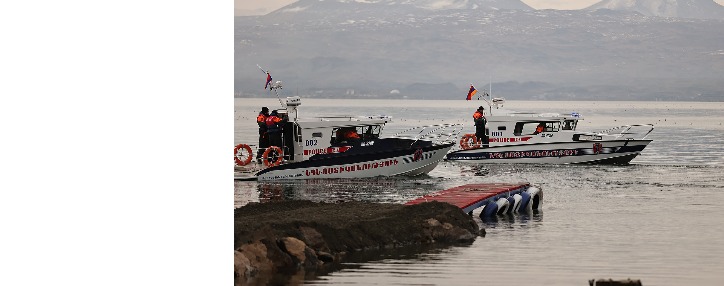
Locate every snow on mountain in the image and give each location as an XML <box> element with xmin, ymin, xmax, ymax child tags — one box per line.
<box><xmin>586</xmin><ymin>0</ymin><xmax>724</xmax><ymax>19</ymax></box>
<box><xmin>275</xmin><ymin>0</ymin><xmax>532</xmax><ymax>13</ymax></box>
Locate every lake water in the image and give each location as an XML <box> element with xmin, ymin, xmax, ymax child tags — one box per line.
<box><xmin>235</xmin><ymin>98</ymin><xmax>724</xmax><ymax>285</ymax></box>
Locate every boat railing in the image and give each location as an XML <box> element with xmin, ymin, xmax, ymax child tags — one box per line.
<box><xmin>315</xmin><ymin>115</ymin><xmax>393</xmax><ymax>122</ymax></box>
<box><xmin>596</xmin><ymin>124</ymin><xmax>654</xmax><ymax>140</ymax></box>
<box><xmin>391</xmin><ymin>123</ymin><xmax>464</xmax><ymax>146</ymax></box>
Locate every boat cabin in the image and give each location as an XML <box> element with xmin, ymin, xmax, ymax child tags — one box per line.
<box><xmin>277</xmin><ymin>97</ymin><xmax>391</xmax><ymax>163</ymax></box>
<box><xmin>486</xmin><ymin>112</ymin><xmax>583</xmax><ymax>145</ymax></box>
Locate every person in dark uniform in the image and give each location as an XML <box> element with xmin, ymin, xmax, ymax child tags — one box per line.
<box><xmin>473</xmin><ymin>106</ymin><xmax>488</xmax><ymax>148</ymax></box>
<box><xmin>265</xmin><ymin>110</ymin><xmax>286</xmax><ymax>148</ymax></box>
<box><xmin>255</xmin><ymin>107</ymin><xmax>269</xmax><ymax>163</ymax></box>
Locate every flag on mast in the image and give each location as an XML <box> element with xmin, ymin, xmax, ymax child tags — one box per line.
<box><xmin>466</xmin><ymin>85</ymin><xmax>477</xmax><ymax>100</ymax></box>
<box><xmin>264</xmin><ymin>72</ymin><xmax>272</xmax><ymax>90</ymax></box>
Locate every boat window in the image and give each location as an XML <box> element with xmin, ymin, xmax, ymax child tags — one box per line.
<box><xmin>514</xmin><ymin>122</ymin><xmax>559</xmax><ymax>135</ymax></box>
<box><xmin>312</xmin><ymin>132</ymin><xmax>323</xmax><ymax>138</ymax></box>
<box><xmin>331</xmin><ymin>126</ymin><xmax>371</xmax><ymax>144</ymax></box>
<box><xmin>361</xmin><ymin>125</ymin><xmax>381</xmax><ymax>140</ymax></box>
<box><xmin>546</xmin><ymin>122</ymin><xmax>561</xmax><ymax>132</ymax></box>
<box><xmin>497</xmin><ymin>126</ymin><xmax>506</xmax><ymax>130</ymax></box>
<box><xmin>562</xmin><ymin>120</ymin><xmax>577</xmax><ymax>130</ymax></box>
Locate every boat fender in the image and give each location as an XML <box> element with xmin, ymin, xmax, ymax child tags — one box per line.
<box><xmin>506</xmin><ymin>197</ymin><xmax>516</xmax><ymax>214</ymax></box>
<box><xmin>233</xmin><ymin>144</ymin><xmax>253</xmax><ymax>166</ymax></box>
<box><xmin>459</xmin><ymin>134</ymin><xmax>480</xmax><ymax>150</ymax></box>
<box><xmin>518</xmin><ymin>191</ymin><xmax>531</xmax><ymax>213</ymax></box>
<box><xmin>510</xmin><ymin>194</ymin><xmax>522</xmax><ymax>213</ymax></box>
<box><xmin>495</xmin><ymin>197</ymin><xmax>510</xmax><ymax>215</ymax></box>
<box><xmin>481</xmin><ymin>202</ymin><xmax>498</xmax><ymax>218</ymax></box>
<box><xmin>525</xmin><ymin>186</ymin><xmax>543</xmax><ymax>211</ymax></box>
<box><xmin>262</xmin><ymin>146</ymin><xmax>284</xmax><ymax>167</ymax></box>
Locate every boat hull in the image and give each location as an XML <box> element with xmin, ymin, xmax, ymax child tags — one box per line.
<box><xmin>256</xmin><ymin>143</ymin><xmax>454</xmax><ymax>180</ymax></box>
<box><xmin>445</xmin><ymin>140</ymin><xmax>651</xmax><ymax>164</ymax></box>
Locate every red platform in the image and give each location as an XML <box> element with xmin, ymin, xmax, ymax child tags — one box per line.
<box><xmin>405</xmin><ymin>183</ymin><xmax>530</xmax><ymax>213</ymax></box>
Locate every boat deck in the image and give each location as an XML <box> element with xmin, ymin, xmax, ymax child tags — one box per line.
<box><xmin>405</xmin><ymin>183</ymin><xmax>530</xmax><ymax>213</ymax></box>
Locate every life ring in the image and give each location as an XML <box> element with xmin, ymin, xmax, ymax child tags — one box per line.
<box><xmin>262</xmin><ymin>146</ymin><xmax>284</xmax><ymax>167</ymax></box>
<box><xmin>459</xmin><ymin>134</ymin><xmax>480</xmax><ymax>150</ymax></box>
<box><xmin>233</xmin><ymin>144</ymin><xmax>253</xmax><ymax>166</ymax></box>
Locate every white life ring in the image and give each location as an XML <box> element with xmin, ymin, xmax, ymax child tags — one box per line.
<box><xmin>233</xmin><ymin>144</ymin><xmax>253</xmax><ymax>166</ymax></box>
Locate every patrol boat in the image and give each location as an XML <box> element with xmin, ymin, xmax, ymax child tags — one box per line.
<box><xmin>445</xmin><ymin>101</ymin><xmax>653</xmax><ymax>164</ymax></box>
<box><xmin>235</xmin><ymin>96</ymin><xmax>462</xmax><ymax>180</ymax></box>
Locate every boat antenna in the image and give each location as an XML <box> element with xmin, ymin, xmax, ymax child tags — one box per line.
<box><xmin>257</xmin><ymin>64</ymin><xmax>285</xmax><ymax>109</ymax></box>
<box><xmin>488</xmin><ymin>77</ymin><xmax>492</xmax><ymax>116</ymax></box>
<box><xmin>474</xmin><ymin>81</ymin><xmax>492</xmax><ymax>115</ymax></box>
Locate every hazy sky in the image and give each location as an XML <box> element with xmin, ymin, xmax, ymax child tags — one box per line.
<box><xmin>236</xmin><ymin>0</ymin><xmax>724</xmax><ymax>16</ymax></box>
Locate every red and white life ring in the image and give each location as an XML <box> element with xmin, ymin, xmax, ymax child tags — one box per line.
<box><xmin>262</xmin><ymin>146</ymin><xmax>284</xmax><ymax>167</ymax></box>
<box><xmin>459</xmin><ymin>134</ymin><xmax>480</xmax><ymax>150</ymax></box>
<box><xmin>233</xmin><ymin>144</ymin><xmax>253</xmax><ymax>166</ymax></box>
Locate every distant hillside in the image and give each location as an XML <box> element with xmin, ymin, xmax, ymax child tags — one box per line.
<box><xmin>586</xmin><ymin>0</ymin><xmax>724</xmax><ymax>19</ymax></box>
<box><xmin>235</xmin><ymin>2</ymin><xmax>724</xmax><ymax>101</ymax></box>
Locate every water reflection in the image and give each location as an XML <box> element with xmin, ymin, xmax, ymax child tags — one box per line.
<box><xmin>248</xmin><ymin>177</ymin><xmax>446</xmax><ymax>205</ymax></box>
<box><xmin>472</xmin><ymin>209</ymin><xmax>544</xmax><ymax>230</ymax></box>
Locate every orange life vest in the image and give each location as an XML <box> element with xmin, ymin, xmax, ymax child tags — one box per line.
<box><xmin>265</xmin><ymin>115</ymin><xmax>283</xmax><ymax>133</ymax></box>
<box><xmin>342</xmin><ymin>130</ymin><xmax>360</xmax><ymax>139</ymax></box>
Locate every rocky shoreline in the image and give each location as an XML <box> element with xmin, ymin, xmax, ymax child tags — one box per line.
<box><xmin>233</xmin><ymin>200</ymin><xmax>483</xmax><ymax>285</ymax></box>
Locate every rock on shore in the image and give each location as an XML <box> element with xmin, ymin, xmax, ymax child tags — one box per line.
<box><xmin>234</xmin><ymin>200</ymin><xmax>482</xmax><ymax>284</ymax></box>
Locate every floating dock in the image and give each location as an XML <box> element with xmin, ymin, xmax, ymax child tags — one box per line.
<box><xmin>405</xmin><ymin>183</ymin><xmax>542</xmax><ymax>216</ymax></box>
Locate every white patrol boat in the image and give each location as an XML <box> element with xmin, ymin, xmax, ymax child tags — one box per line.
<box><xmin>445</xmin><ymin>100</ymin><xmax>653</xmax><ymax>164</ymax></box>
<box><xmin>235</xmin><ymin>95</ymin><xmax>462</xmax><ymax>180</ymax></box>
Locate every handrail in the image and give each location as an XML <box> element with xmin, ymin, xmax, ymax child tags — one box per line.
<box><xmin>392</xmin><ymin>123</ymin><xmax>464</xmax><ymax>147</ymax></box>
<box><xmin>595</xmin><ymin>124</ymin><xmax>654</xmax><ymax>140</ymax></box>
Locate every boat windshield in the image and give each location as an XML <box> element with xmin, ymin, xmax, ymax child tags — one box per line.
<box><xmin>331</xmin><ymin>125</ymin><xmax>381</xmax><ymax>144</ymax></box>
<box><xmin>562</xmin><ymin>120</ymin><xmax>577</xmax><ymax>130</ymax></box>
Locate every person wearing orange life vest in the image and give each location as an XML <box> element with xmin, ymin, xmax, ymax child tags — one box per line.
<box><xmin>255</xmin><ymin>107</ymin><xmax>270</xmax><ymax>163</ymax></box>
<box><xmin>473</xmin><ymin>106</ymin><xmax>488</xmax><ymax>148</ymax></box>
<box><xmin>265</xmin><ymin>110</ymin><xmax>286</xmax><ymax>149</ymax></box>
<box><xmin>534</xmin><ymin>123</ymin><xmax>545</xmax><ymax>134</ymax></box>
<box><xmin>337</xmin><ymin>127</ymin><xmax>360</xmax><ymax>143</ymax></box>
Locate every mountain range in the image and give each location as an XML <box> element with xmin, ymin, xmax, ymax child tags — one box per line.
<box><xmin>587</xmin><ymin>0</ymin><xmax>724</xmax><ymax>19</ymax></box>
<box><xmin>235</xmin><ymin>0</ymin><xmax>724</xmax><ymax>101</ymax></box>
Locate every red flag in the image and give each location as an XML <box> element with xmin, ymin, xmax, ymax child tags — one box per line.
<box><xmin>466</xmin><ymin>85</ymin><xmax>477</xmax><ymax>100</ymax></box>
<box><xmin>264</xmin><ymin>72</ymin><xmax>272</xmax><ymax>89</ymax></box>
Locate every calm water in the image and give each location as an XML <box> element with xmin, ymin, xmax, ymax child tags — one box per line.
<box><xmin>235</xmin><ymin>99</ymin><xmax>724</xmax><ymax>285</ymax></box>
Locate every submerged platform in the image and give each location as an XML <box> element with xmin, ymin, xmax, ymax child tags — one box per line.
<box><xmin>405</xmin><ymin>183</ymin><xmax>537</xmax><ymax>215</ymax></box>
<box><xmin>234</xmin><ymin>164</ymin><xmax>260</xmax><ymax>181</ymax></box>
